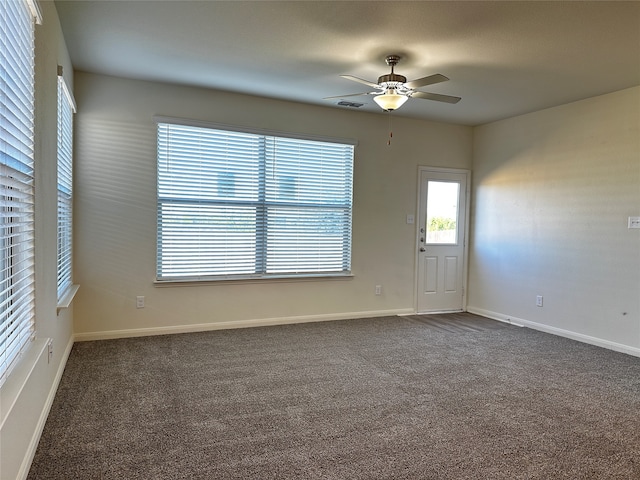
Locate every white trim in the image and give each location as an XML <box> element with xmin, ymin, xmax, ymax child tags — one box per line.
<box><xmin>153</xmin><ymin>115</ymin><xmax>358</xmax><ymax>146</ymax></box>
<box><xmin>57</xmin><ymin>74</ymin><xmax>77</xmax><ymax>113</ymax></box>
<box><xmin>465</xmin><ymin>307</ymin><xmax>525</xmax><ymax>327</ymax></box>
<box><xmin>414</xmin><ymin>166</ymin><xmax>471</xmax><ymax>314</ymax></box>
<box><xmin>74</xmin><ymin>308</ymin><xmax>415</xmax><ymax>342</ymax></box>
<box><xmin>0</xmin><ymin>339</ymin><xmax>47</xmax><ymax>430</ymax></box>
<box><xmin>467</xmin><ymin>306</ymin><xmax>640</xmax><ymax>358</ymax></box>
<box><xmin>56</xmin><ymin>284</ymin><xmax>80</xmax><ymax>313</ymax></box>
<box><xmin>155</xmin><ymin>274</ymin><xmax>353</xmax><ymax>287</ymax></box>
<box><xmin>17</xmin><ymin>336</ymin><xmax>74</xmax><ymax>480</ymax></box>
<box><xmin>25</xmin><ymin>0</ymin><xmax>42</xmax><ymax>24</ymax></box>
<box><xmin>409</xmin><ymin>309</ymin><xmax>466</xmax><ymax>315</ymax></box>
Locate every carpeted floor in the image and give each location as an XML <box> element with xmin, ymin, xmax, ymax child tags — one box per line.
<box><xmin>28</xmin><ymin>313</ymin><xmax>640</xmax><ymax>479</ymax></box>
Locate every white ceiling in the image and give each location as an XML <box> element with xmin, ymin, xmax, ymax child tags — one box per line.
<box><xmin>54</xmin><ymin>0</ymin><xmax>640</xmax><ymax>126</ymax></box>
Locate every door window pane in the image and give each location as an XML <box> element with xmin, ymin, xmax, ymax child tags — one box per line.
<box><xmin>426</xmin><ymin>181</ymin><xmax>459</xmax><ymax>244</ymax></box>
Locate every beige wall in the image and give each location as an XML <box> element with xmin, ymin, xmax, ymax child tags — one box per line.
<box><xmin>0</xmin><ymin>2</ymin><xmax>75</xmax><ymax>479</ymax></box>
<box><xmin>469</xmin><ymin>86</ymin><xmax>640</xmax><ymax>354</ymax></box>
<box><xmin>72</xmin><ymin>72</ymin><xmax>473</xmax><ymax>338</ymax></box>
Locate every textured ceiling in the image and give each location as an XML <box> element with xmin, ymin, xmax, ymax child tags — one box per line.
<box><xmin>54</xmin><ymin>0</ymin><xmax>640</xmax><ymax>126</ymax></box>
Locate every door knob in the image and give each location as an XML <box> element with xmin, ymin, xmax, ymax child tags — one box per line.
<box><xmin>419</xmin><ymin>247</ymin><xmax>426</xmax><ymax>252</ymax></box>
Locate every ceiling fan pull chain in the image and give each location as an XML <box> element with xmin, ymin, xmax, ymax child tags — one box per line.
<box><xmin>387</xmin><ymin>111</ymin><xmax>393</xmax><ymax>146</ymax></box>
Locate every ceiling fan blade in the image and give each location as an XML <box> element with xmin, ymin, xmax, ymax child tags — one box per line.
<box><xmin>411</xmin><ymin>91</ymin><xmax>461</xmax><ymax>104</ymax></box>
<box><xmin>323</xmin><ymin>92</ymin><xmax>375</xmax><ymax>100</ymax></box>
<box><xmin>340</xmin><ymin>75</ymin><xmax>381</xmax><ymax>89</ymax></box>
<box><xmin>404</xmin><ymin>73</ymin><xmax>449</xmax><ymax>89</ymax></box>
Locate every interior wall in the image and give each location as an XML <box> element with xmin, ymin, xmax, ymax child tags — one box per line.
<box><xmin>0</xmin><ymin>2</ymin><xmax>75</xmax><ymax>479</ymax></box>
<box><xmin>469</xmin><ymin>86</ymin><xmax>640</xmax><ymax>354</ymax></box>
<box><xmin>72</xmin><ymin>72</ymin><xmax>473</xmax><ymax>338</ymax></box>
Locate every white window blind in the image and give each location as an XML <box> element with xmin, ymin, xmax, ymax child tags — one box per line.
<box><xmin>0</xmin><ymin>0</ymin><xmax>38</xmax><ymax>385</ymax></box>
<box><xmin>156</xmin><ymin>122</ymin><xmax>354</xmax><ymax>281</ymax></box>
<box><xmin>57</xmin><ymin>73</ymin><xmax>75</xmax><ymax>300</ymax></box>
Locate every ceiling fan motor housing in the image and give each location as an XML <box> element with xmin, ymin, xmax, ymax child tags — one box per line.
<box><xmin>379</xmin><ymin>55</ymin><xmax>407</xmax><ymax>88</ymax></box>
<box><xmin>377</xmin><ymin>73</ymin><xmax>407</xmax><ymax>87</ymax></box>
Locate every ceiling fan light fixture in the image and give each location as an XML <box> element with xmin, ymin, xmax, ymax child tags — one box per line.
<box><xmin>373</xmin><ymin>89</ymin><xmax>409</xmax><ymax>111</ymax></box>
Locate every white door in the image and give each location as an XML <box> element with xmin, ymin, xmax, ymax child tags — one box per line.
<box><xmin>416</xmin><ymin>168</ymin><xmax>468</xmax><ymax>313</ymax></box>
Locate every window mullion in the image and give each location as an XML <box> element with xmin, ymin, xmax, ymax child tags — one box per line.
<box><xmin>255</xmin><ymin>136</ymin><xmax>267</xmax><ymax>274</ymax></box>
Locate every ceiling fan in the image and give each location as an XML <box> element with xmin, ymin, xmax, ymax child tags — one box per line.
<box><xmin>325</xmin><ymin>55</ymin><xmax>461</xmax><ymax>111</ymax></box>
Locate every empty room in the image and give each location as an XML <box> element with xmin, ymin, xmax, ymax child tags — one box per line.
<box><xmin>1</xmin><ymin>1</ymin><xmax>639</xmax><ymax>479</ymax></box>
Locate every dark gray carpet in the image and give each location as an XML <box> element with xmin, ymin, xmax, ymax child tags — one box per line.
<box><xmin>28</xmin><ymin>314</ymin><xmax>640</xmax><ymax>479</ymax></box>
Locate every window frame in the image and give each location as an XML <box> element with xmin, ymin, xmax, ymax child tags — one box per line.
<box><xmin>0</xmin><ymin>0</ymin><xmax>40</xmax><ymax>386</ymax></box>
<box><xmin>154</xmin><ymin>117</ymin><xmax>356</xmax><ymax>284</ymax></box>
<box><xmin>56</xmin><ymin>69</ymin><xmax>76</xmax><ymax>302</ymax></box>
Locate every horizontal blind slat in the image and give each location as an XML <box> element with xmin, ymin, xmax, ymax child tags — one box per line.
<box><xmin>157</xmin><ymin>122</ymin><xmax>353</xmax><ymax>280</ymax></box>
<box><xmin>56</xmin><ymin>76</ymin><xmax>74</xmax><ymax>300</ymax></box>
<box><xmin>1</xmin><ymin>0</ymin><xmax>36</xmax><ymax>386</ymax></box>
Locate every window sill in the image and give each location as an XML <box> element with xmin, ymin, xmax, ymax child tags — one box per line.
<box><xmin>0</xmin><ymin>337</ymin><xmax>48</xmax><ymax>428</ymax></box>
<box><xmin>56</xmin><ymin>284</ymin><xmax>80</xmax><ymax>315</ymax></box>
<box><xmin>154</xmin><ymin>273</ymin><xmax>354</xmax><ymax>288</ymax></box>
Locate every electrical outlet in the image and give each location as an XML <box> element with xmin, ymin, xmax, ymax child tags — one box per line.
<box><xmin>628</xmin><ymin>216</ymin><xmax>640</xmax><ymax>229</ymax></box>
<box><xmin>375</xmin><ymin>285</ymin><xmax>382</xmax><ymax>296</ymax></box>
<box><xmin>536</xmin><ymin>295</ymin><xmax>543</xmax><ymax>307</ymax></box>
<box><xmin>136</xmin><ymin>296</ymin><xmax>145</xmax><ymax>308</ymax></box>
<box><xmin>47</xmin><ymin>340</ymin><xmax>53</xmax><ymax>363</ymax></box>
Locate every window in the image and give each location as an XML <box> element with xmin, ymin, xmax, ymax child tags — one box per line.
<box><xmin>426</xmin><ymin>181</ymin><xmax>459</xmax><ymax>244</ymax></box>
<box><xmin>57</xmin><ymin>71</ymin><xmax>76</xmax><ymax>301</ymax></box>
<box><xmin>156</xmin><ymin>119</ymin><xmax>355</xmax><ymax>282</ymax></box>
<box><xmin>0</xmin><ymin>0</ymin><xmax>39</xmax><ymax>385</ymax></box>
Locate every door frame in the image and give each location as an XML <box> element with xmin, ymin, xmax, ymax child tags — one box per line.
<box><xmin>414</xmin><ymin>166</ymin><xmax>471</xmax><ymax>314</ymax></box>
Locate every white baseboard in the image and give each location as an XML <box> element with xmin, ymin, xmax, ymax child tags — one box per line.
<box><xmin>466</xmin><ymin>307</ymin><xmax>526</xmax><ymax>327</ymax></box>
<box><xmin>467</xmin><ymin>306</ymin><xmax>640</xmax><ymax>358</ymax></box>
<box><xmin>18</xmin><ymin>335</ymin><xmax>75</xmax><ymax>480</ymax></box>
<box><xmin>74</xmin><ymin>308</ymin><xmax>416</xmax><ymax>342</ymax></box>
